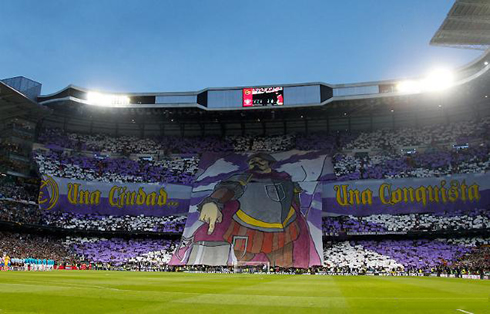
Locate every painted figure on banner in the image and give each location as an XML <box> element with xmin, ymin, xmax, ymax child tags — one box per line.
<box><xmin>173</xmin><ymin>153</ymin><xmax>321</xmax><ymax>268</ymax></box>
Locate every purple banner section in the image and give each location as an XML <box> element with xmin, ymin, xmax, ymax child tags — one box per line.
<box><xmin>39</xmin><ymin>176</ymin><xmax>192</xmax><ymax>216</ymax></box>
<box><xmin>322</xmin><ymin>173</ymin><xmax>490</xmax><ymax>216</ymax></box>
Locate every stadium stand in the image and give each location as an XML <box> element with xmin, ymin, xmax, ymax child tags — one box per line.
<box><xmin>0</xmin><ymin>118</ymin><xmax>488</xmax><ymax>273</ymax></box>
<box><xmin>3</xmin><ymin>2</ymin><xmax>490</xmax><ymax>313</ymax></box>
<box><xmin>322</xmin><ymin>237</ymin><xmax>490</xmax><ymax>274</ymax></box>
<box><xmin>62</xmin><ymin>237</ymin><xmax>177</xmax><ymax>270</ymax></box>
<box><xmin>0</xmin><ymin>175</ymin><xmax>39</xmax><ymax>202</ymax></box>
<box><xmin>1</xmin><ymin>46</ymin><xmax>489</xmax><ymax>276</ymax></box>
<box><xmin>0</xmin><ymin>200</ymin><xmax>186</xmax><ymax>233</ymax></box>
<box><xmin>0</xmin><ymin>201</ymin><xmax>42</xmax><ymax>225</ymax></box>
<box><xmin>0</xmin><ymin>231</ymin><xmax>76</xmax><ymax>264</ymax></box>
<box><xmin>322</xmin><ymin>208</ymin><xmax>490</xmax><ymax>235</ymax></box>
<box><xmin>33</xmin><ymin>150</ymin><xmax>199</xmax><ymax>185</ymax></box>
<box><xmin>34</xmin><ymin>116</ymin><xmax>490</xmax><ymax>182</ymax></box>
<box><xmin>42</xmin><ymin>212</ymin><xmax>186</xmax><ymax>233</ymax></box>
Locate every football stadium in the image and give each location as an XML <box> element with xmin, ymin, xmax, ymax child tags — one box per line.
<box><xmin>1</xmin><ymin>0</ymin><xmax>490</xmax><ymax>313</ymax></box>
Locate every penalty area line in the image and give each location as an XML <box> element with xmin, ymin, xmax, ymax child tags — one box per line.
<box><xmin>456</xmin><ymin>309</ymin><xmax>474</xmax><ymax>314</ymax></box>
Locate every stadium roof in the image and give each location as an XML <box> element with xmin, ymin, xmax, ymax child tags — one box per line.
<box><xmin>430</xmin><ymin>0</ymin><xmax>490</xmax><ymax>50</ymax></box>
<box><xmin>0</xmin><ymin>81</ymin><xmax>49</xmax><ymax>123</ymax></box>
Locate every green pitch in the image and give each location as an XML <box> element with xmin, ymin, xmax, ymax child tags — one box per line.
<box><xmin>0</xmin><ymin>271</ymin><xmax>488</xmax><ymax>313</ymax></box>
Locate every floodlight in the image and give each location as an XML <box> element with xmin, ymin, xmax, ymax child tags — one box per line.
<box><xmin>86</xmin><ymin>92</ymin><xmax>130</xmax><ymax>106</ymax></box>
<box><xmin>396</xmin><ymin>80</ymin><xmax>421</xmax><ymax>93</ymax></box>
<box><xmin>422</xmin><ymin>68</ymin><xmax>454</xmax><ymax>92</ymax></box>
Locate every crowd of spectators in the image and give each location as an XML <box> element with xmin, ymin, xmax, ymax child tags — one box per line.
<box><xmin>37</xmin><ymin>128</ymin><xmax>352</xmax><ymax>155</ymax></box>
<box><xmin>451</xmin><ymin>245</ymin><xmax>490</xmax><ymax>272</ymax></box>
<box><xmin>0</xmin><ymin>229</ymin><xmax>488</xmax><ymax>274</ymax></box>
<box><xmin>333</xmin><ymin>145</ymin><xmax>490</xmax><ymax>181</ymax></box>
<box><xmin>34</xmin><ymin>117</ymin><xmax>490</xmax><ymax>186</ymax></box>
<box><xmin>38</xmin><ymin>128</ymin><xmax>234</xmax><ymax>154</ymax></box>
<box><xmin>0</xmin><ymin>140</ymin><xmax>25</xmax><ymax>155</ymax></box>
<box><xmin>0</xmin><ymin>231</ymin><xmax>76</xmax><ymax>264</ymax></box>
<box><xmin>323</xmin><ymin>208</ymin><xmax>490</xmax><ymax>236</ymax></box>
<box><xmin>0</xmin><ymin>199</ymin><xmax>186</xmax><ymax>234</ymax></box>
<box><xmin>0</xmin><ymin>119</ymin><xmax>489</xmax><ymax>274</ymax></box>
<box><xmin>0</xmin><ymin>176</ymin><xmax>39</xmax><ymax>202</ymax></box>
<box><xmin>344</xmin><ymin>118</ymin><xmax>489</xmax><ymax>151</ymax></box>
<box><xmin>63</xmin><ymin>236</ymin><xmax>177</xmax><ymax>267</ymax></box>
<box><xmin>322</xmin><ymin>237</ymin><xmax>490</xmax><ymax>274</ymax></box>
<box><xmin>42</xmin><ymin>212</ymin><xmax>186</xmax><ymax>233</ymax></box>
<box><xmin>0</xmin><ymin>201</ymin><xmax>41</xmax><ymax>225</ymax></box>
<box><xmin>39</xmin><ymin>117</ymin><xmax>489</xmax><ymax>154</ymax></box>
<box><xmin>60</xmin><ymin>236</ymin><xmax>487</xmax><ymax>275</ymax></box>
<box><xmin>34</xmin><ymin>150</ymin><xmax>199</xmax><ymax>185</ymax></box>
<box><xmin>38</xmin><ymin>129</ymin><xmax>307</xmax><ymax>154</ymax></box>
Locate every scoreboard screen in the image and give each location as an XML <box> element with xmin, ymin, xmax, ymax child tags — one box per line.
<box><xmin>242</xmin><ymin>87</ymin><xmax>284</xmax><ymax>107</ymax></box>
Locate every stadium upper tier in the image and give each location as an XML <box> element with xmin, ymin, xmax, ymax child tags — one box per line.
<box><xmin>29</xmin><ymin>117</ymin><xmax>489</xmax><ymax>184</ymax></box>
<box><xmin>22</xmin><ymin>50</ymin><xmax>489</xmax><ymax>137</ymax></box>
<box><xmin>38</xmin><ymin>51</ymin><xmax>490</xmax><ymax>110</ymax></box>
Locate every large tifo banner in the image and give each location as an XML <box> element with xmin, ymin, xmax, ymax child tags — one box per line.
<box><xmin>323</xmin><ymin>173</ymin><xmax>490</xmax><ymax>216</ymax></box>
<box><xmin>39</xmin><ymin>176</ymin><xmax>192</xmax><ymax>216</ymax></box>
<box><xmin>170</xmin><ymin>150</ymin><xmax>333</xmax><ymax>268</ymax></box>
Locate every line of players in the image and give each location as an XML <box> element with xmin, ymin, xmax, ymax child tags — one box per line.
<box><xmin>1</xmin><ymin>253</ymin><xmax>55</xmax><ymax>271</ymax></box>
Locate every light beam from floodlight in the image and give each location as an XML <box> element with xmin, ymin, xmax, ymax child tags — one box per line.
<box><xmin>422</xmin><ymin>68</ymin><xmax>454</xmax><ymax>92</ymax></box>
<box><xmin>396</xmin><ymin>80</ymin><xmax>421</xmax><ymax>93</ymax></box>
<box><xmin>86</xmin><ymin>92</ymin><xmax>130</xmax><ymax>106</ymax></box>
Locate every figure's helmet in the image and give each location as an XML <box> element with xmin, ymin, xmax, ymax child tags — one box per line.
<box><xmin>247</xmin><ymin>152</ymin><xmax>276</xmax><ymax>172</ymax></box>
<box><xmin>247</xmin><ymin>152</ymin><xmax>277</xmax><ymax>164</ymax></box>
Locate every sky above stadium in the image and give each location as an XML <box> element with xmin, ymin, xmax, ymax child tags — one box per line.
<box><xmin>0</xmin><ymin>0</ymin><xmax>482</xmax><ymax>94</ymax></box>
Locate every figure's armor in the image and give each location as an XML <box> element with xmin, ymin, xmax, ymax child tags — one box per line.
<box><xmin>211</xmin><ymin>173</ymin><xmax>298</xmax><ymax>232</ymax></box>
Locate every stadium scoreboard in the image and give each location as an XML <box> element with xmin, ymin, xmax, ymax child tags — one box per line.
<box><xmin>242</xmin><ymin>87</ymin><xmax>284</xmax><ymax>107</ymax></box>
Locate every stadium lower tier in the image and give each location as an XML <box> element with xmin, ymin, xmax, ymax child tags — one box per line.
<box><xmin>64</xmin><ymin>237</ymin><xmax>177</xmax><ymax>267</ymax></box>
<box><xmin>0</xmin><ymin>232</ymin><xmax>75</xmax><ymax>264</ymax></box>
<box><xmin>323</xmin><ymin>238</ymin><xmax>489</xmax><ymax>273</ymax></box>
<box><xmin>1</xmin><ymin>231</ymin><xmax>488</xmax><ymax>275</ymax></box>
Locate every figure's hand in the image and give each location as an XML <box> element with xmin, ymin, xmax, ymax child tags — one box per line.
<box><xmin>199</xmin><ymin>202</ymin><xmax>223</xmax><ymax>235</ymax></box>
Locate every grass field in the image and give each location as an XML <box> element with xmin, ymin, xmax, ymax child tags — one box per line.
<box><xmin>0</xmin><ymin>271</ymin><xmax>489</xmax><ymax>314</ymax></box>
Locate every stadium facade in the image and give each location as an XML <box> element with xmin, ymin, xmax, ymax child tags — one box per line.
<box><xmin>31</xmin><ymin>50</ymin><xmax>490</xmax><ymax>139</ymax></box>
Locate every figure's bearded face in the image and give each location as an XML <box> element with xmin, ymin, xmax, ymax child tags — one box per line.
<box><xmin>248</xmin><ymin>157</ymin><xmax>271</xmax><ymax>173</ymax></box>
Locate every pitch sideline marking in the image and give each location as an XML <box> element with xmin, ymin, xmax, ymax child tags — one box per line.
<box><xmin>456</xmin><ymin>309</ymin><xmax>474</xmax><ymax>314</ymax></box>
